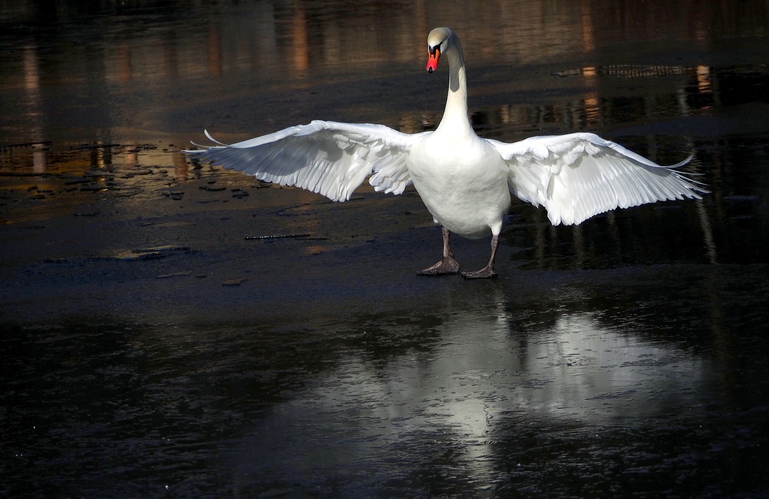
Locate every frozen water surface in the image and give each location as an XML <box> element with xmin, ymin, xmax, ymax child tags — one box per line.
<box><xmin>1</xmin><ymin>0</ymin><xmax>769</xmax><ymax>496</ymax></box>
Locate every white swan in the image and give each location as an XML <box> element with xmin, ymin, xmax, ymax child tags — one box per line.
<box><xmin>185</xmin><ymin>27</ymin><xmax>706</xmax><ymax>279</ymax></box>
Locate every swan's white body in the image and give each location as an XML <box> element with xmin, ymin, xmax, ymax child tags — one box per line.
<box><xmin>409</xmin><ymin>124</ymin><xmax>511</xmax><ymax>240</ymax></box>
<box><xmin>186</xmin><ymin>27</ymin><xmax>705</xmax><ymax>278</ymax></box>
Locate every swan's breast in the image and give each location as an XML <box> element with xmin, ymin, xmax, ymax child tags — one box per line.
<box><xmin>407</xmin><ymin>135</ymin><xmax>511</xmax><ymax>238</ymax></box>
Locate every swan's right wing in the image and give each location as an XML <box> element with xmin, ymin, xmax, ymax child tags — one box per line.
<box><xmin>185</xmin><ymin>120</ymin><xmax>423</xmax><ymax>202</ymax></box>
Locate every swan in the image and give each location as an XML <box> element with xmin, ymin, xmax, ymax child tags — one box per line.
<box><xmin>185</xmin><ymin>27</ymin><xmax>706</xmax><ymax>279</ymax></box>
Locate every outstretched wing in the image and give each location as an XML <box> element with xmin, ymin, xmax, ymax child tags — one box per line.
<box><xmin>488</xmin><ymin>132</ymin><xmax>707</xmax><ymax>225</ymax></box>
<box><xmin>185</xmin><ymin>120</ymin><xmax>423</xmax><ymax>202</ymax></box>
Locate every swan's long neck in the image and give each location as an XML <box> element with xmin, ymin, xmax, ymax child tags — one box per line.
<box><xmin>436</xmin><ymin>34</ymin><xmax>472</xmax><ymax>136</ymax></box>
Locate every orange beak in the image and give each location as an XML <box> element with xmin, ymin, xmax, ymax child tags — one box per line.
<box><xmin>426</xmin><ymin>48</ymin><xmax>440</xmax><ymax>73</ymax></box>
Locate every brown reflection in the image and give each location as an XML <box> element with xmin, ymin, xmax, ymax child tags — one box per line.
<box><xmin>123</xmin><ymin>142</ymin><xmax>138</xmax><ymax>166</ymax></box>
<box><xmin>117</xmin><ymin>42</ymin><xmax>132</xmax><ymax>83</ymax></box>
<box><xmin>697</xmin><ymin>65</ymin><xmax>712</xmax><ymax>94</ymax></box>
<box><xmin>290</xmin><ymin>3</ymin><xmax>309</xmax><ymax>72</ymax></box>
<box><xmin>583</xmin><ymin>96</ymin><xmax>600</xmax><ymax>127</ymax></box>
<box><xmin>169</xmin><ymin>150</ymin><xmax>187</xmax><ymax>180</ymax></box>
<box><xmin>92</xmin><ymin>145</ymin><xmax>113</xmax><ymax>170</ymax></box>
<box><xmin>162</xmin><ymin>31</ymin><xmax>180</xmax><ymax>82</ymax></box>
<box><xmin>398</xmin><ymin>115</ymin><xmax>422</xmax><ymax>134</ymax></box>
<box><xmin>32</xmin><ymin>143</ymin><xmax>47</xmax><ymax>173</ymax></box>
<box><xmin>22</xmin><ymin>45</ymin><xmax>44</xmax><ymax>144</ymax></box>
<box><xmin>22</xmin><ymin>45</ymin><xmax>40</xmax><ymax>92</ymax></box>
<box><xmin>208</xmin><ymin>26</ymin><xmax>223</xmax><ymax>77</ymax></box>
<box><xmin>579</xmin><ymin>0</ymin><xmax>595</xmax><ymax>52</ymax></box>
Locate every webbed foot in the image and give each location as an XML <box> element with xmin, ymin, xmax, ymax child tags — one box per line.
<box><xmin>417</xmin><ymin>256</ymin><xmax>460</xmax><ymax>276</ymax></box>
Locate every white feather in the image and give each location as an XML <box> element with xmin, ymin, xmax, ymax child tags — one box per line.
<box><xmin>490</xmin><ymin>133</ymin><xmax>705</xmax><ymax>225</ymax></box>
<box><xmin>185</xmin><ymin>120</ymin><xmax>422</xmax><ymax>202</ymax></box>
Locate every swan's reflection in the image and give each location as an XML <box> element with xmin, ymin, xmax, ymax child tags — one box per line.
<box><xmin>520</xmin><ymin>312</ymin><xmax>710</xmax><ymax>420</ymax></box>
<box><xmin>235</xmin><ymin>284</ymin><xmax>717</xmax><ymax>491</ymax></box>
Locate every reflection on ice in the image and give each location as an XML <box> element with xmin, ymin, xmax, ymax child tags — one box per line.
<box><xmin>522</xmin><ymin>312</ymin><xmax>709</xmax><ymax>420</ymax></box>
<box><xmin>237</xmin><ymin>285</ymin><xmax>716</xmax><ymax>492</ymax></box>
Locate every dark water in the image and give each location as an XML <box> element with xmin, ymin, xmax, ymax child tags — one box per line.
<box><xmin>2</xmin><ymin>0</ymin><xmax>769</xmax><ymax>497</ymax></box>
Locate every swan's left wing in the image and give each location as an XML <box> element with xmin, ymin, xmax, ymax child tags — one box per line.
<box><xmin>185</xmin><ymin>120</ymin><xmax>422</xmax><ymax>202</ymax></box>
<box><xmin>488</xmin><ymin>133</ymin><xmax>707</xmax><ymax>225</ymax></box>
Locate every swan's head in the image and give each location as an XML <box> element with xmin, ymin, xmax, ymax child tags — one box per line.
<box><xmin>426</xmin><ymin>27</ymin><xmax>455</xmax><ymax>73</ymax></box>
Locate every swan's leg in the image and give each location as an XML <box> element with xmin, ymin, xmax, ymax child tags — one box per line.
<box><xmin>461</xmin><ymin>234</ymin><xmax>499</xmax><ymax>279</ymax></box>
<box><xmin>417</xmin><ymin>226</ymin><xmax>460</xmax><ymax>276</ymax></box>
